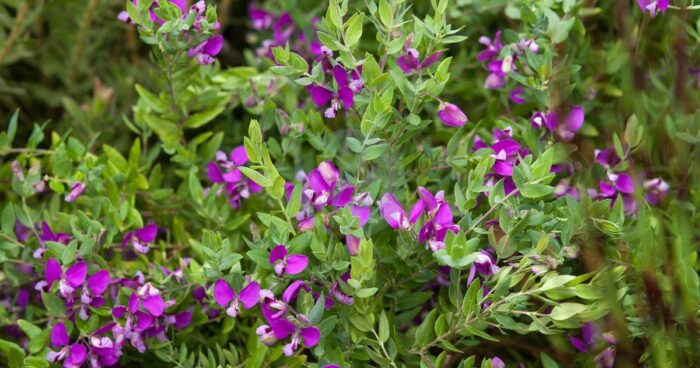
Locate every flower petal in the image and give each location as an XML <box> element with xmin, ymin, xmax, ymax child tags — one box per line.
<box><xmin>45</xmin><ymin>258</ymin><xmax>62</xmax><ymax>286</ymax></box>
<box><xmin>142</xmin><ymin>294</ymin><xmax>166</xmax><ymax>316</ymax></box>
<box><xmin>135</xmin><ymin>223</ymin><xmax>158</xmax><ymax>243</ymax></box>
<box><xmin>284</xmin><ymin>254</ymin><xmax>309</xmax><ymax>275</ymax></box>
<box><xmin>269</xmin><ymin>245</ymin><xmax>288</xmax><ymax>264</ymax></box>
<box><xmin>300</xmin><ymin>326</ymin><xmax>320</xmax><ymax>347</ymax></box>
<box><xmin>213</xmin><ymin>279</ymin><xmax>235</xmax><ymax>307</ymax></box>
<box><xmin>239</xmin><ymin>281</ymin><xmax>261</xmax><ymax>309</ymax></box>
<box><xmin>50</xmin><ymin>322</ymin><xmax>69</xmax><ymax>348</ymax></box>
<box><xmin>87</xmin><ymin>270</ymin><xmax>110</xmax><ymax>295</ymax></box>
<box><xmin>65</xmin><ymin>261</ymin><xmax>87</xmax><ymax>288</ymax></box>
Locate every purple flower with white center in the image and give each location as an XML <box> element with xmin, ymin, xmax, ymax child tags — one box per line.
<box><xmin>554</xmin><ymin>179</ymin><xmax>580</xmax><ymax>200</ymax></box>
<box><xmin>188</xmin><ymin>35</ymin><xmax>224</xmax><ymax>65</ymax></box>
<box><xmin>477</xmin><ymin>31</ymin><xmax>503</xmax><ymax>62</ymax></box>
<box><xmin>328</xmin><ymin>271</ymin><xmax>354</xmax><ymax>307</ymax></box>
<box><xmin>88</xmin><ymin>335</ymin><xmax>121</xmax><ymax>367</ymax></box>
<box><xmin>509</xmin><ymin>87</ymin><xmax>526</xmax><ymax>104</ymax></box>
<box><xmin>533</xmin><ymin>106</ymin><xmax>584</xmax><ymax>141</ymax></box>
<box><xmin>437</xmin><ymin>102</ymin><xmax>468</xmax><ymax>127</ymax></box>
<box><xmin>213</xmin><ymin>279</ymin><xmax>260</xmax><ymax>318</ymax></box>
<box><xmin>121</xmin><ymin>223</ymin><xmax>158</xmax><ymax>254</ymax></box>
<box><xmin>396</xmin><ymin>41</ymin><xmax>443</xmax><ymax>74</ymax></box>
<box><xmin>467</xmin><ymin>250</ymin><xmax>500</xmax><ymax>285</ymax></box>
<box><xmin>487</xmin><ymin>138</ymin><xmax>526</xmax><ymax>194</ymax></box>
<box><xmin>269</xmin><ymin>245</ymin><xmax>309</xmax><ymax>276</ymax></box>
<box><xmin>303</xmin><ymin>161</ymin><xmax>354</xmax><ymax>209</ymax></box>
<box><xmin>345</xmin><ymin>192</ymin><xmax>373</xmax><ymax>255</ymax></box>
<box><xmin>208</xmin><ymin>146</ymin><xmax>263</xmax><ymax>208</ymax></box>
<box><xmin>589</xmin><ymin>173</ymin><xmax>637</xmax><ymax>214</ymax></box>
<box><xmin>33</xmin><ymin>221</ymin><xmax>71</xmax><ymax>258</ymax></box>
<box><xmin>37</xmin><ymin>258</ymin><xmax>87</xmax><ymax>300</ymax></box>
<box><xmin>76</xmin><ymin>270</ymin><xmax>111</xmax><ymax>320</ymax></box>
<box><xmin>484</xmin><ymin>55</ymin><xmax>514</xmax><ymax>89</ymax></box>
<box><xmin>491</xmin><ymin>357</ymin><xmax>506</xmax><ymax>368</ymax></box>
<box><xmin>570</xmin><ymin>322</ymin><xmax>597</xmax><ymax>352</ymax></box>
<box><xmin>47</xmin><ymin>322</ymin><xmax>88</xmax><ymax>368</ymax></box>
<box><xmin>307</xmin><ymin>65</ymin><xmax>363</xmax><ymax>118</ymax></box>
<box><xmin>249</xmin><ymin>5</ymin><xmax>273</xmax><ymax>30</ymax></box>
<box><xmin>594</xmin><ymin>147</ymin><xmax>622</xmax><ymax>170</ymax></box>
<box><xmin>643</xmin><ymin>178</ymin><xmax>669</xmax><ymax>205</ymax></box>
<box><xmin>378</xmin><ymin>193</ymin><xmax>411</xmax><ymax>230</ymax></box>
<box><xmin>637</xmin><ymin>0</ymin><xmax>669</xmax><ymax>16</ymax></box>
<box><xmin>262</xmin><ymin>314</ymin><xmax>320</xmax><ymax>356</ymax></box>
<box><xmin>65</xmin><ymin>181</ymin><xmax>85</xmax><ymax>202</ymax></box>
<box><xmin>413</xmin><ymin>189</ymin><xmax>460</xmax><ymax>252</ymax></box>
<box><xmin>516</xmin><ymin>37</ymin><xmax>539</xmax><ymax>54</ymax></box>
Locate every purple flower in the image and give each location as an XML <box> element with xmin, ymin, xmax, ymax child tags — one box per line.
<box><xmin>122</xmin><ymin>223</ymin><xmax>158</xmax><ymax>254</ymax></box>
<box><xmin>65</xmin><ymin>181</ymin><xmax>85</xmax><ymax>202</ymax></box>
<box><xmin>509</xmin><ymin>87</ymin><xmax>526</xmax><ymax>104</ymax></box>
<box><xmin>491</xmin><ymin>357</ymin><xmax>506</xmax><ymax>368</ymax></box>
<box><xmin>262</xmin><ymin>315</ymin><xmax>320</xmax><ymax>356</ymax></box>
<box><xmin>643</xmin><ymin>178</ymin><xmax>669</xmax><ymax>205</ymax></box>
<box><xmin>47</xmin><ymin>322</ymin><xmax>88</xmax><ymax>367</ymax></box>
<box><xmin>467</xmin><ymin>250</ymin><xmax>500</xmax><ymax>285</ymax></box>
<box><xmin>570</xmin><ymin>322</ymin><xmax>597</xmax><ymax>352</ymax></box>
<box><xmin>637</xmin><ymin>0</ymin><xmax>669</xmax><ymax>16</ymax></box>
<box><xmin>249</xmin><ymin>5</ymin><xmax>273</xmax><ymax>30</ymax></box>
<box><xmin>589</xmin><ymin>174</ymin><xmax>637</xmax><ymax>214</ymax></box>
<box><xmin>304</xmin><ymin>161</ymin><xmax>353</xmax><ymax>209</ymax></box>
<box><xmin>554</xmin><ymin>179</ymin><xmax>580</xmax><ymax>200</ymax></box>
<box><xmin>396</xmin><ymin>47</ymin><xmax>443</xmax><ymax>74</ymax></box>
<box><xmin>213</xmin><ymin>279</ymin><xmax>260</xmax><ymax>317</ymax></box>
<box><xmin>269</xmin><ymin>245</ymin><xmax>309</xmax><ymax>276</ymax></box>
<box><xmin>477</xmin><ymin>32</ymin><xmax>503</xmax><ymax>62</ymax></box>
<box><xmin>37</xmin><ymin>258</ymin><xmax>87</xmax><ymax>299</ymax></box>
<box><xmin>535</xmin><ymin>106</ymin><xmax>584</xmax><ymax>141</ymax></box>
<box><xmin>437</xmin><ymin>102</ymin><xmax>468</xmax><ymax>127</ymax></box>
<box><xmin>594</xmin><ymin>147</ymin><xmax>622</xmax><ymax>170</ymax></box>
<box><xmin>188</xmin><ymin>35</ymin><xmax>224</xmax><ymax>65</ymax></box>
<box><xmin>208</xmin><ymin>146</ymin><xmax>263</xmax><ymax>208</ymax></box>
<box><xmin>307</xmin><ymin>65</ymin><xmax>363</xmax><ymax>118</ymax></box>
<box><xmin>378</xmin><ymin>193</ymin><xmax>410</xmax><ymax>230</ymax></box>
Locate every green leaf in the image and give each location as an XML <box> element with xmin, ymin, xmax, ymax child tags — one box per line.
<box><xmin>0</xmin><ymin>339</ymin><xmax>24</xmax><ymax>368</ymax></box>
<box><xmin>135</xmin><ymin>84</ymin><xmax>167</xmax><ymax>113</ymax></box>
<box><xmin>378</xmin><ymin>311</ymin><xmax>390</xmax><ymax>343</ymax></box>
<box><xmin>541</xmin><ymin>275</ymin><xmax>576</xmax><ymax>291</ymax></box>
<box><xmin>1</xmin><ymin>203</ymin><xmax>15</xmax><ymax>238</ymax></box>
<box><xmin>378</xmin><ymin>0</ymin><xmax>392</xmax><ymax>28</ymax></box>
<box><xmin>345</xmin><ymin>13</ymin><xmax>363</xmax><ymax>47</ymax></box>
<box><xmin>184</xmin><ymin>106</ymin><xmax>225</xmax><ymax>128</ymax></box>
<box><xmin>17</xmin><ymin>320</ymin><xmax>41</xmax><ymax>339</ymax></box>
<box><xmin>308</xmin><ymin>293</ymin><xmax>325</xmax><ymax>325</ymax></box>
<box><xmin>248</xmin><ymin>119</ymin><xmax>263</xmax><ymax>143</ymax></box>
<box><xmin>519</xmin><ymin>183</ymin><xmax>554</xmax><ymax>198</ymax></box>
<box><xmin>362</xmin><ymin>143</ymin><xmax>388</xmax><ymax>161</ymax></box>
<box><xmin>238</xmin><ymin>167</ymin><xmax>272</xmax><ymax>188</ymax></box>
<box><xmin>41</xmin><ymin>292</ymin><xmax>66</xmax><ymax>316</ymax></box>
<box><xmin>549</xmin><ymin>302</ymin><xmax>587</xmax><ymax>320</ymax></box>
<box><xmin>286</xmin><ymin>184</ymin><xmax>302</xmax><ymax>219</ymax></box>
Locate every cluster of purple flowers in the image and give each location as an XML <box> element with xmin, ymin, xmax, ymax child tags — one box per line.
<box><xmin>378</xmin><ymin>187</ymin><xmax>459</xmax><ymax>252</ymax></box>
<box><xmin>248</xmin><ymin>5</ymin><xmax>322</xmax><ymax>62</ymax></box>
<box><xmin>308</xmin><ymin>64</ymin><xmax>364</xmax><ymax>118</ymax></box>
<box><xmin>118</xmin><ymin>0</ymin><xmax>223</xmax><ymax>65</ymax></box>
<box><xmin>636</xmin><ymin>0</ymin><xmax>669</xmax><ymax>16</ymax></box>
<box><xmin>287</xmin><ymin>161</ymin><xmax>372</xmax><ymax>255</ymax></box>
<box><xmin>209</xmin><ymin>243</ymin><xmax>351</xmax><ymax>356</ymax></box>
<box><xmin>569</xmin><ymin>323</ymin><xmax>617</xmax><ymax>368</ymax></box>
<box><xmin>473</xmin><ymin>126</ymin><xmax>530</xmax><ymax>194</ymax></box>
<box><xmin>206</xmin><ymin>146</ymin><xmax>262</xmax><ymax>208</ymax></box>
<box><xmin>530</xmin><ymin>105</ymin><xmax>585</xmax><ymax>142</ymax></box>
<box><xmin>477</xmin><ymin>31</ymin><xmax>539</xmax><ymax>104</ymax></box>
<box><xmin>588</xmin><ymin>147</ymin><xmax>669</xmax><ymax>213</ymax></box>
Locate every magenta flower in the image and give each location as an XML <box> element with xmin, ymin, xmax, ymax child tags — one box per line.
<box><xmin>413</xmin><ymin>189</ymin><xmax>460</xmax><ymax>251</ymax></box>
<box><xmin>77</xmin><ymin>270</ymin><xmax>111</xmax><ymax>320</ymax></box>
<box><xmin>208</xmin><ymin>146</ymin><xmax>263</xmax><ymax>208</ymax></box>
<box><xmin>307</xmin><ymin>65</ymin><xmax>363</xmax><ymax>118</ymax></box>
<box><xmin>554</xmin><ymin>179</ymin><xmax>580</xmax><ymax>200</ymax></box>
<box><xmin>396</xmin><ymin>47</ymin><xmax>443</xmax><ymax>74</ymax></box>
<box><xmin>588</xmin><ymin>173</ymin><xmax>637</xmax><ymax>214</ymax></box>
<box><xmin>188</xmin><ymin>35</ymin><xmax>224</xmax><ymax>65</ymax></box>
<box><xmin>594</xmin><ymin>147</ymin><xmax>622</xmax><ymax>170</ymax></box>
<box><xmin>47</xmin><ymin>322</ymin><xmax>88</xmax><ymax>367</ymax></box>
<box><xmin>532</xmin><ymin>106</ymin><xmax>584</xmax><ymax>141</ymax></box>
<box><xmin>467</xmin><ymin>250</ymin><xmax>500</xmax><ymax>285</ymax></box>
<box><xmin>213</xmin><ymin>279</ymin><xmax>260</xmax><ymax>317</ymax></box>
<box><xmin>509</xmin><ymin>87</ymin><xmax>526</xmax><ymax>104</ymax></box>
<box><xmin>437</xmin><ymin>102</ymin><xmax>468</xmax><ymax>127</ymax></box>
<box><xmin>378</xmin><ymin>193</ymin><xmax>410</xmax><ymax>230</ymax></box>
<box><xmin>262</xmin><ymin>315</ymin><xmax>320</xmax><ymax>356</ymax></box>
<box><xmin>491</xmin><ymin>357</ymin><xmax>506</xmax><ymax>368</ymax></box>
<box><xmin>249</xmin><ymin>5</ymin><xmax>273</xmax><ymax>30</ymax></box>
<box><xmin>643</xmin><ymin>178</ymin><xmax>669</xmax><ymax>205</ymax></box>
<box><xmin>38</xmin><ymin>258</ymin><xmax>87</xmax><ymax>300</ymax></box>
<box><xmin>34</xmin><ymin>221</ymin><xmax>71</xmax><ymax>259</ymax></box>
<box><xmin>269</xmin><ymin>245</ymin><xmax>309</xmax><ymax>276</ymax></box>
<box><xmin>122</xmin><ymin>223</ymin><xmax>158</xmax><ymax>254</ymax></box>
<box><xmin>477</xmin><ymin>32</ymin><xmax>503</xmax><ymax>62</ymax></box>
<box><xmin>65</xmin><ymin>181</ymin><xmax>85</xmax><ymax>202</ymax></box>
<box><xmin>637</xmin><ymin>0</ymin><xmax>669</xmax><ymax>16</ymax></box>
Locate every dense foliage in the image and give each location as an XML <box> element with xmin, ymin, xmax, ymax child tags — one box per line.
<box><xmin>1</xmin><ymin>0</ymin><xmax>700</xmax><ymax>367</ymax></box>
